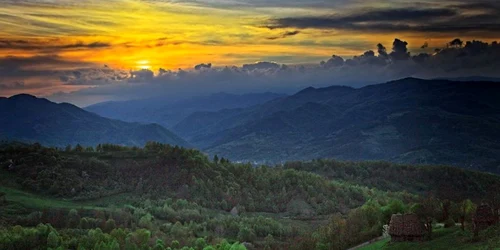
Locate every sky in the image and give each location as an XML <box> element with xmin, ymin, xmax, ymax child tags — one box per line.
<box><xmin>1</xmin><ymin>0</ymin><xmax>500</xmax><ymax>106</ymax></box>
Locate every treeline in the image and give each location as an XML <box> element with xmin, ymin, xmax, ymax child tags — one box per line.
<box><xmin>6</xmin><ymin>197</ymin><xmax>289</xmax><ymax>249</ymax></box>
<box><xmin>0</xmin><ymin>143</ymin><xmax>414</xmax><ymax>216</ymax></box>
<box><xmin>284</xmin><ymin>159</ymin><xmax>500</xmax><ymax>203</ymax></box>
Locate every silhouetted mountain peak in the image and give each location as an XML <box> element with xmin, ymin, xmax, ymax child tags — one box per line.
<box><xmin>0</xmin><ymin>95</ymin><xmax>189</xmax><ymax>147</ymax></box>
<box><xmin>296</xmin><ymin>86</ymin><xmax>316</xmax><ymax>94</ymax></box>
<box><xmin>9</xmin><ymin>93</ymin><xmax>40</xmax><ymax>101</ymax></box>
<box><xmin>383</xmin><ymin>77</ymin><xmax>428</xmax><ymax>85</ymax></box>
<box><xmin>7</xmin><ymin>94</ymin><xmax>53</xmax><ymax>107</ymax></box>
<box><xmin>9</xmin><ymin>93</ymin><xmax>37</xmax><ymax>99</ymax></box>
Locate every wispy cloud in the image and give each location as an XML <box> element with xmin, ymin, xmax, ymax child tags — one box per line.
<box><xmin>267</xmin><ymin>30</ymin><xmax>300</xmax><ymax>40</ymax></box>
<box><xmin>0</xmin><ymin>39</ymin><xmax>111</xmax><ymax>51</ymax></box>
<box><xmin>266</xmin><ymin>4</ymin><xmax>500</xmax><ymax>34</ymax></box>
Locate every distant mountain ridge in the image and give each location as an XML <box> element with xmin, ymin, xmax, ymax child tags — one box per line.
<box><xmin>85</xmin><ymin>92</ymin><xmax>286</xmax><ymax>128</ymax></box>
<box><xmin>173</xmin><ymin>78</ymin><xmax>500</xmax><ymax>173</ymax></box>
<box><xmin>436</xmin><ymin>76</ymin><xmax>500</xmax><ymax>82</ymax></box>
<box><xmin>0</xmin><ymin>94</ymin><xmax>189</xmax><ymax>147</ymax></box>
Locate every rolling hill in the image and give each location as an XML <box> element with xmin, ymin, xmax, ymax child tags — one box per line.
<box><xmin>2</xmin><ymin>142</ymin><xmax>500</xmax><ymax>249</ymax></box>
<box><xmin>173</xmin><ymin>78</ymin><xmax>500</xmax><ymax>172</ymax></box>
<box><xmin>0</xmin><ymin>94</ymin><xmax>189</xmax><ymax>147</ymax></box>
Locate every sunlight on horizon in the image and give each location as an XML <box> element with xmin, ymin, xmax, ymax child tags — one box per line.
<box><xmin>136</xmin><ymin>60</ymin><xmax>151</xmax><ymax>70</ymax></box>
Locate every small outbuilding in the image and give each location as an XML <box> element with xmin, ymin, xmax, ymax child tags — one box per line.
<box><xmin>389</xmin><ymin>213</ymin><xmax>425</xmax><ymax>242</ymax></box>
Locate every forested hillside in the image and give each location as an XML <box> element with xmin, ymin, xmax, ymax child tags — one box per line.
<box><xmin>1</xmin><ymin>142</ymin><xmax>500</xmax><ymax>249</ymax></box>
<box><xmin>0</xmin><ymin>95</ymin><xmax>189</xmax><ymax>147</ymax></box>
<box><xmin>173</xmin><ymin>78</ymin><xmax>500</xmax><ymax>173</ymax></box>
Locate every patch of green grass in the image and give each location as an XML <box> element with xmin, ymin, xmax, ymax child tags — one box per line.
<box><xmin>76</xmin><ymin>192</ymin><xmax>134</xmax><ymax>207</ymax></box>
<box><xmin>0</xmin><ymin>186</ymin><xmax>94</xmax><ymax>210</ymax></box>
<box><xmin>358</xmin><ymin>238</ymin><xmax>390</xmax><ymax>250</ymax></box>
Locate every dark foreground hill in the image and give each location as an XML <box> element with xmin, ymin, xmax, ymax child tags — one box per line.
<box><xmin>173</xmin><ymin>78</ymin><xmax>500</xmax><ymax>172</ymax></box>
<box><xmin>0</xmin><ymin>94</ymin><xmax>189</xmax><ymax>147</ymax></box>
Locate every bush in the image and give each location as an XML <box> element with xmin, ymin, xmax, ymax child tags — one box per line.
<box><xmin>194</xmin><ymin>238</ymin><xmax>207</xmax><ymax>250</ymax></box>
<box><xmin>139</xmin><ymin>213</ymin><xmax>153</xmax><ymax>229</ymax></box>
<box><xmin>105</xmin><ymin>219</ymin><xmax>117</xmax><ymax>233</ymax></box>
<box><xmin>171</xmin><ymin>240</ymin><xmax>180</xmax><ymax>249</ymax></box>
<box><xmin>237</xmin><ymin>227</ymin><xmax>256</xmax><ymax>243</ymax></box>
<box><xmin>47</xmin><ymin>231</ymin><xmax>60</xmax><ymax>248</ymax></box>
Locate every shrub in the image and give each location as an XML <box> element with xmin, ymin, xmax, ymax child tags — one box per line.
<box><xmin>194</xmin><ymin>238</ymin><xmax>207</xmax><ymax>250</ymax></box>
<box><xmin>139</xmin><ymin>213</ymin><xmax>153</xmax><ymax>229</ymax></box>
<box><xmin>105</xmin><ymin>219</ymin><xmax>117</xmax><ymax>233</ymax></box>
<box><xmin>171</xmin><ymin>240</ymin><xmax>180</xmax><ymax>249</ymax></box>
<box><xmin>237</xmin><ymin>227</ymin><xmax>256</xmax><ymax>243</ymax></box>
<box><xmin>47</xmin><ymin>231</ymin><xmax>60</xmax><ymax>248</ymax></box>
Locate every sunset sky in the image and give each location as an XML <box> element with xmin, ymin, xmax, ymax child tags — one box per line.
<box><xmin>1</xmin><ymin>0</ymin><xmax>500</xmax><ymax>105</ymax></box>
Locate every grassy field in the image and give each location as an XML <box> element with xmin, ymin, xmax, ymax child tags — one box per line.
<box><xmin>0</xmin><ymin>167</ymin><xmax>130</xmax><ymax>211</ymax></box>
<box><xmin>359</xmin><ymin>227</ymin><xmax>500</xmax><ymax>250</ymax></box>
<box><xmin>0</xmin><ymin>186</ymin><xmax>85</xmax><ymax>209</ymax></box>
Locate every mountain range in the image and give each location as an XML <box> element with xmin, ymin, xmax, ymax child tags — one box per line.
<box><xmin>171</xmin><ymin>78</ymin><xmax>500</xmax><ymax>172</ymax></box>
<box><xmin>3</xmin><ymin>78</ymin><xmax>500</xmax><ymax>173</ymax></box>
<box><xmin>0</xmin><ymin>94</ymin><xmax>189</xmax><ymax>147</ymax></box>
<box><xmin>85</xmin><ymin>92</ymin><xmax>285</xmax><ymax>128</ymax></box>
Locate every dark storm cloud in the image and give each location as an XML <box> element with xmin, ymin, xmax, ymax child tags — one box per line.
<box><xmin>0</xmin><ymin>39</ymin><xmax>111</xmax><ymax>51</ymax></box>
<box><xmin>321</xmin><ymin>55</ymin><xmax>344</xmax><ymax>68</ymax></box>
<box><xmin>267</xmin><ymin>30</ymin><xmax>300</xmax><ymax>40</ymax></box>
<box><xmin>130</xmin><ymin>69</ymin><xmax>154</xmax><ymax>81</ymax></box>
<box><xmin>194</xmin><ymin>63</ymin><xmax>212</xmax><ymax>70</ymax></box>
<box><xmin>0</xmin><ymin>55</ymin><xmax>91</xmax><ymax>77</ymax></box>
<box><xmin>267</xmin><ymin>8</ymin><xmax>456</xmax><ymax>28</ymax></box>
<box><xmin>60</xmin><ymin>68</ymin><xmax>129</xmax><ymax>85</ymax></box>
<box><xmin>242</xmin><ymin>61</ymin><xmax>280</xmax><ymax>71</ymax></box>
<box><xmin>0</xmin><ymin>55</ymin><xmax>125</xmax><ymax>88</ymax></box>
<box><xmin>266</xmin><ymin>5</ymin><xmax>500</xmax><ymax>34</ymax></box>
<box><xmin>145</xmin><ymin>0</ymin><xmax>353</xmax><ymax>9</ymax></box>
<box><xmin>390</xmin><ymin>39</ymin><xmax>410</xmax><ymax>61</ymax></box>
<box><xmin>45</xmin><ymin>37</ymin><xmax>500</xmax><ymax>107</ymax></box>
<box><xmin>451</xmin><ymin>1</ymin><xmax>500</xmax><ymax>11</ymax></box>
<box><xmin>59</xmin><ymin>42</ymin><xmax>110</xmax><ymax>49</ymax></box>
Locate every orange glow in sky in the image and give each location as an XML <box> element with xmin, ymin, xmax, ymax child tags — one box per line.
<box><xmin>1</xmin><ymin>0</ymin><xmax>499</xmax><ymax>98</ymax></box>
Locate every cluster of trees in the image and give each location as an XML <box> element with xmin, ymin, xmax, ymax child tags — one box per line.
<box><xmin>127</xmin><ymin>198</ymin><xmax>297</xmax><ymax>244</ymax></box>
<box><xmin>5</xmin><ymin>195</ymin><xmax>296</xmax><ymax>248</ymax></box>
<box><xmin>1</xmin><ymin>196</ymin><xmax>490</xmax><ymax>250</ymax></box>
<box><xmin>292</xmin><ymin>196</ymin><xmax>488</xmax><ymax>250</ymax></box>
<box><xmin>0</xmin><ymin>223</ymin><xmax>248</xmax><ymax>250</ymax></box>
<box><xmin>1</xmin><ymin>143</ymin><xmax>412</xmax><ymax>216</ymax></box>
<box><xmin>292</xmin><ymin>198</ymin><xmax>408</xmax><ymax>250</ymax></box>
<box><xmin>284</xmin><ymin>159</ymin><xmax>500</xmax><ymax>203</ymax></box>
<box><xmin>3</xmin><ymin>142</ymin><xmax>500</xmax><ymax>249</ymax></box>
